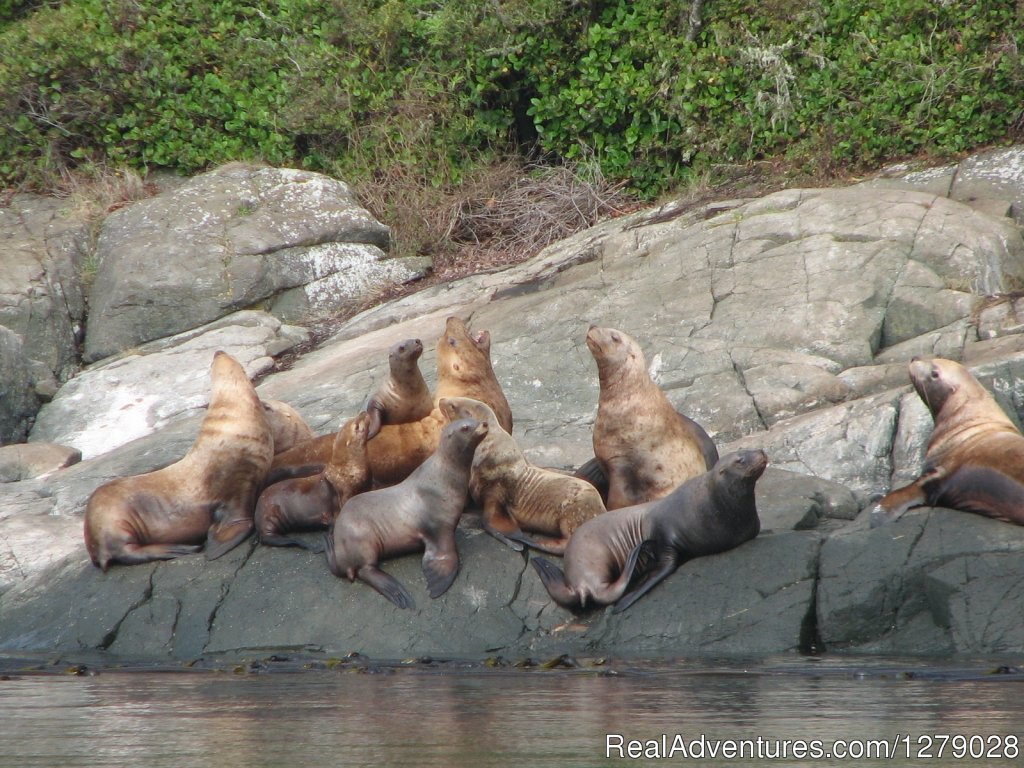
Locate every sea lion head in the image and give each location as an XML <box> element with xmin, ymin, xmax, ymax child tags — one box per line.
<box><xmin>715</xmin><ymin>449</ymin><xmax>768</xmax><ymax>483</ymax></box>
<box><xmin>437</xmin><ymin>317</ymin><xmax>491</xmax><ymax>379</ymax></box>
<box><xmin>585</xmin><ymin>326</ymin><xmax>643</xmax><ymax>380</ymax></box>
<box><xmin>333</xmin><ymin>411</ymin><xmax>371</xmax><ymax>457</ymax></box>
<box><xmin>441</xmin><ymin>417</ymin><xmax>490</xmax><ymax>459</ymax></box>
<box><xmin>908</xmin><ymin>357</ymin><xmax>983</xmax><ymax>417</ymax></box>
<box><xmin>210</xmin><ymin>350</ymin><xmax>251</xmax><ymax>396</ymax></box>
<box><xmin>438</xmin><ymin>396</ymin><xmax>498</xmax><ymax>428</ymax></box>
<box><xmin>391</xmin><ymin>338</ymin><xmax>424</xmax><ymax>367</ymax></box>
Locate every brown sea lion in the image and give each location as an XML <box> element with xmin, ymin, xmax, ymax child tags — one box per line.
<box><xmin>533</xmin><ymin>449</ymin><xmax>766</xmax><ymax>613</ymax></box>
<box><xmin>324</xmin><ymin>418</ymin><xmax>488</xmax><ymax>609</ymax></box>
<box><xmin>262</xmin><ymin>398</ymin><xmax>315</xmax><ymax>454</ymax></box>
<box><xmin>268</xmin><ymin>316</ymin><xmax>512</xmax><ymax>487</ymax></box>
<box><xmin>439</xmin><ymin>396</ymin><xmax>606</xmax><ymax>554</ymax></box>
<box><xmin>870</xmin><ymin>357</ymin><xmax>1024</xmax><ymax>527</ymax></box>
<box><xmin>581</xmin><ymin>326</ymin><xmax>717</xmax><ymax>509</ymax></box>
<box><xmin>364</xmin><ymin>338</ymin><xmax>433</xmax><ymax>440</ymax></box>
<box><xmin>84</xmin><ymin>351</ymin><xmax>273</xmax><ymax>571</ymax></box>
<box><xmin>255</xmin><ymin>412</ymin><xmax>372</xmax><ymax>549</ymax></box>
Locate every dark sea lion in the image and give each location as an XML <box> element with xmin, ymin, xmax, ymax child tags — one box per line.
<box><xmin>870</xmin><ymin>357</ymin><xmax>1024</xmax><ymax>527</ymax></box>
<box><xmin>581</xmin><ymin>326</ymin><xmax>717</xmax><ymax>509</ymax></box>
<box><xmin>268</xmin><ymin>316</ymin><xmax>512</xmax><ymax>487</ymax></box>
<box><xmin>262</xmin><ymin>398</ymin><xmax>315</xmax><ymax>454</ymax></box>
<box><xmin>439</xmin><ymin>396</ymin><xmax>606</xmax><ymax>554</ymax></box>
<box><xmin>364</xmin><ymin>338</ymin><xmax>433</xmax><ymax>439</ymax></box>
<box><xmin>255</xmin><ymin>412</ymin><xmax>372</xmax><ymax>549</ymax></box>
<box><xmin>324</xmin><ymin>418</ymin><xmax>488</xmax><ymax>609</ymax></box>
<box><xmin>84</xmin><ymin>351</ymin><xmax>274</xmax><ymax>570</ymax></box>
<box><xmin>533</xmin><ymin>449</ymin><xmax>766</xmax><ymax>613</ymax></box>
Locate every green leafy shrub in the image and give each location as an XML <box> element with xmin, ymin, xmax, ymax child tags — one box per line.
<box><xmin>1</xmin><ymin>0</ymin><xmax>1022</xmax><ymax>201</ymax></box>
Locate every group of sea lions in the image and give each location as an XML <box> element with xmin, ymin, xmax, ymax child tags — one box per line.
<box><xmin>83</xmin><ymin>318</ymin><xmax>1024</xmax><ymax>614</ymax></box>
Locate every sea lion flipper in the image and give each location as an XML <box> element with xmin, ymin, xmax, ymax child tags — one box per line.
<box><xmin>612</xmin><ymin>547</ymin><xmax>677</xmax><ymax>614</ymax></box>
<box><xmin>101</xmin><ymin>543</ymin><xmax>203</xmax><ymax>570</ymax></box>
<box><xmin>365</xmin><ymin>404</ymin><xmax>383</xmax><ymax>441</ymax></box>
<box><xmin>531</xmin><ymin>557</ymin><xmax>580</xmax><ymax>610</ymax></box>
<box><xmin>869</xmin><ymin>481</ymin><xmax>927</xmax><ymax>528</ymax></box>
<box><xmin>205</xmin><ymin>513</ymin><xmax>254</xmax><ymax>560</ymax></box>
<box><xmin>358</xmin><ymin>565</ymin><xmax>416</xmax><ymax>610</ymax></box>
<box><xmin>422</xmin><ymin>532</ymin><xmax>460</xmax><ymax>598</ymax></box>
<box><xmin>573</xmin><ymin>457</ymin><xmax>609</xmax><ymax>500</ymax></box>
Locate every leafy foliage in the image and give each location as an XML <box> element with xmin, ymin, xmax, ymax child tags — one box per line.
<box><xmin>1</xmin><ymin>0</ymin><xmax>1022</xmax><ymax>197</ymax></box>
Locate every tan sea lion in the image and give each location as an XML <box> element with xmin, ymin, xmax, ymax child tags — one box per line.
<box><xmin>439</xmin><ymin>396</ymin><xmax>606</xmax><ymax>554</ymax></box>
<box><xmin>533</xmin><ymin>450</ymin><xmax>766</xmax><ymax>613</ymax></box>
<box><xmin>255</xmin><ymin>412</ymin><xmax>372</xmax><ymax>549</ymax></box>
<box><xmin>364</xmin><ymin>338</ymin><xmax>433</xmax><ymax>440</ymax></box>
<box><xmin>84</xmin><ymin>351</ymin><xmax>273</xmax><ymax>571</ymax></box>
<box><xmin>870</xmin><ymin>357</ymin><xmax>1024</xmax><ymax>527</ymax></box>
<box><xmin>267</xmin><ymin>316</ymin><xmax>513</xmax><ymax>487</ymax></box>
<box><xmin>324</xmin><ymin>418</ymin><xmax>489</xmax><ymax>609</ymax></box>
<box><xmin>262</xmin><ymin>398</ymin><xmax>315</xmax><ymax>454</ymax></box>
<box><xmin>581</xmin><ymin>326</ymin><xmax>718</xmax><ymax>509</ymax></box>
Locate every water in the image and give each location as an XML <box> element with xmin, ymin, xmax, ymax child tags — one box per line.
<box><xmin>1</xmin><ymin>655</ymin><xmax>1022</xmax><ymax>767</ymax></box>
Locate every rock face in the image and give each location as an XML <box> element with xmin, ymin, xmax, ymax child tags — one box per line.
<box><xmin>82</xmin><ymin>164</ymin><xmax>429</xmax><ymax>363</ymax></box>
<box><xmin>4</xmin><ymin>149</ymin><xmax>1024</xmax><ymax>662</ymax></box>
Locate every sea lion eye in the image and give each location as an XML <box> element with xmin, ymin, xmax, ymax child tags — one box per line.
<box><xmin>611</xmin><ymin>332</ymin><xmax>621</xmax><ymax>343</ymax></box>
<box><xmin>930</xmin><ymin>368</ymin><xmax>940</xmax><ymax>379</ymax></box>
<box><xmin>448</xmin><ymin>337</ymin><xmax>457</xmax><ymax>347</ymax></box>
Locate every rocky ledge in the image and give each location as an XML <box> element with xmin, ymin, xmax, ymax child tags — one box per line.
<box><xmin>3</xmin><ymin>147</ymin><xmax>1024</xmax><ymax>662</ymax></box>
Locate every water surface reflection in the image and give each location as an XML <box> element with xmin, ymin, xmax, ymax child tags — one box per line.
<box><xmin>2</xmin><ymin>656</ymin><xmax>1021</xmax><ymax>767</ymax></box>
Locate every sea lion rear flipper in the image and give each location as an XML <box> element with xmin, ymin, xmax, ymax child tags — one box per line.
<box><xmin>505</xmin><ymin>531</ymin><xmax>569</xmax><ymax>556</ymax></box>
<box><xmin>260</xmin><ymin>533</ymin><xmax>325</xmax><ymax>552</ymax></box>
<box><xmin>530</xmin><ymin>557</ymin><xmax>580</xmax><ymax>610</ymax></box>
<box><xmin>573</xmin><ymin>457</ymin><xmax>609</xmax><ymax>501</ymax></box>
<box><xmin>358</xmin><ymin>565</ymin><xmax>416</xmax><ymax>609</ymax></box>
<box><xmin>101</xmin><ymin>543</ymin><xmax>203</xmax><ymax>570</ymax></box>
<box><xmin>612</xmin><ymin>547</ymin><xmax>677</xmax><ymax>614</ymax></box>
<box><xmin>422</xmin><ymin>531</ymin><xmax>460</xmax><ymax>598</ymax></box>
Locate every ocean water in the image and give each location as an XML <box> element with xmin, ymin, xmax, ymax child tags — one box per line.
<box><xmin>1</xmin><ymin>654</ymin><xmax>1021</xmax><ymax>767</ymax></box>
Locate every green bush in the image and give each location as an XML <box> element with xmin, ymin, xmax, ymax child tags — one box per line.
<box><xmin>1</xmin><ymin>0</ymin><xmax>1022</xmax><ymax>197</ymax></box>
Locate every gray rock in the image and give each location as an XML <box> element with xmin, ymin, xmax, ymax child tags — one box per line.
<box><xmin>951</xmin><ymin>146</ymin><xmax>1024</xmax><ymax>225</ymax></box>
<box><xmin>83</xmin><ymin>164</ymin><xmax>428</xmax><ymax>362</ymax></box>
<box><xmin>0</xmin><ymin>327</ymin><xmax>40</xmax><ymax>444</ymax></box>
<box><xmin>817</xmin><ymin>510</ymin><xmax>1024</xmax><ymax>653</ymax></box>
<box><xmin>0</xmin><ymin>194</ymin><xmax>87</xmax><ymax>387</ymax></box>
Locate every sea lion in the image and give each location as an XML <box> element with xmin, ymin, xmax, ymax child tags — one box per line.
<box><xmin>581</xmin><ymin>326</ymin><xmax>717</xmax><ymax>509</ymax></box>
<box><xmin>84</xmin><ymin>351</ymin><xmax>274</xmax><ymax>571</ymax></box>
<box><xmin>268</xmin><ymin>316</ymin><xmax>513</xmax><ymax>487</ymax></box>
<box><xmin>870</xmin><ymin>357</ymin><xmax>1024</xmax><ymax>527</ymax></box>
<box><xmin>255</xmin><ymin>412</ymin><xmax>372</xmax><ymax>549</ymax></box>
<box><xmin>262</xmin><ymin>398</ymin><xmax>315</xmax><ymax>454</ymax></box>
<box><xmin>533</xmin><ymin>449</ymin><xmax>766</xmax><ymax>613</ymax></box>
<box><xmin>324</xmin><ymin>418</ymin><xmax>489</xmax><ymax>609</ymax></box>
<box><xmin>364</xmin><ymin>338</ymin><xmax>433</xmax><ymax>439</ymax></box>
<box><xmin>439</xmin><ymin>396</ymin><xmax>606</xmax><ymax>554</ymax></box>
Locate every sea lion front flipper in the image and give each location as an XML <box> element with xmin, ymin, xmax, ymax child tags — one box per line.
<box><xmin>531</xmin><ymin>557</ymin><xmax>580</xmax><ymax>610</ymax></box>
<box><xmin>422</xmin><ymin>530</ymin><xmax>460</xmax><ymax>598</ymax></box>
<box><xmin>612</xmin><ymin>546</ymin><xmax>677</xmax><ymax>614</ymax></box>
<box><xmin>573</xmin><ymin>457</ymin><xmax>609</xmax><ymax>501</ymax></box>
<box><xmin>364</xmin><ymin>403</ymin><xmax>384</xmax><ymax>441</ymax></box>
<box><xmin>205</xmin><ymin>511</ymin><xmax>255</xmax><ymax>560</ymax></box>
<box><xmin>678</xmin><ymin>411</ymin><xmax>719</xmax><ymax>469</ymax></box>
<box><xmin>869</xmin><ymin>479</ymin><xmax>929</xmax><ymax>528</ymax></box>
<box><xmin>504</xmin><ymin>531</ymin><xmax>569</xmax><ymax>556</ymax></box>
<box><xmin>358</xmin><ymin>564</ymin><xmax>416</xmax><ymax>609</ymax></box>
